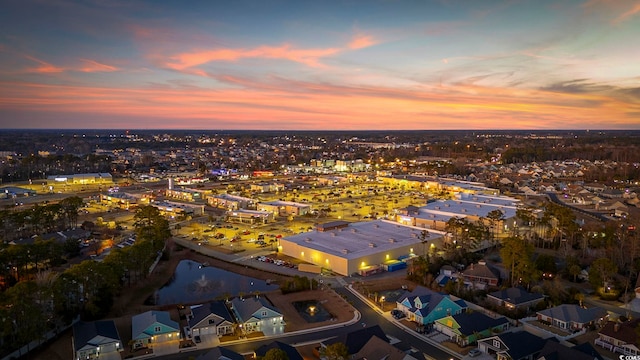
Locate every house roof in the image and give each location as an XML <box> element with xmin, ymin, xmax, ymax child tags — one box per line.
<box><xmin>72</xmin><ymin>320</ymin><xmax>121</xmax><ymax>352</ymax></box>
<box><xmin>538</xmin><ymin>340</ymin><xmax>603</xmax><ymax>360</ymax></box>
<box><xmin>397</xmin><ymin>286</ymin><xmax>437</xmax><ymax>307</ymax></box>
<box><xmin>189</xmin><ymin>300</ymin><xmax>234</xmax><ymax>328</ymax></box>
<box><xmin>495</xmin><ymin>331</ymin><xmax>546</xmax><ymax>360</ymax></box>
<box><xmin>323</xmin><ymin>325</ymin><xmax>388</xmax><ymax>354</ymax></box>
<box><xmin>255</xmin><ymin>341</ymin><xmax>303</xmax><ymax>360</ymax></box>
<box><xmin>414</xmin><ymin>293</ymin><xmax>467</xmax><ymax>317</ymax></box>
<box><xmin>537</xmin><ymin>304</ymin><xmax>606</xmax><ymax>324</ymax></box>
<box><xmin>599</xmin><ymin>319</ymin><xmax>640</xmax><ymax>345</ymax></box>
<box><xmin>131</xmin><ymin>310</ymin><xmax>178</xmax><ymax>338</ymax></box>
<box><xmin>230</xmin><ymin>296</ymin><xmax>279</xmax><ymax>323</ymax></box>
<box><xmin>354</xmin><ymin>335</ymin><xmax>413</xmax><ymax>360</ymax></box>
<box><xmin>452</xmin><ymin>312</ymin><xmax>509</xmax><ymax>336</ymax></box>
<box><xmin>488</xmin><ymin>287</ymin><xmax>544</xmax><ymax>306</ymax></box>
<box><xmin>462</xmin><ymin>261</ymin><xmax>500</xmax><ymax>281</ymax></box>
<box><xmin>195</xmin><ymin>346</ymin><xmax>245</xmax><ymax>360</ymax></box>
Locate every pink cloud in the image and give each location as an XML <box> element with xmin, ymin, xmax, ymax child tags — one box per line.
<box><xmin>79</xmin><ymin>59</ymin><xmax>118</xmax><ymax>72</ymax></box>
<box><xmin>166</xmin><ymin>44</ymin><xmax>340</xmax><ymax>70</ymax></box>
<box><xmin>348</xmin><ymin>33</ymin><xmax>377</xmax><ymax>50</ymax></box>
<box><xmin>24</xmin><ymin>56</ymin><xmax>64</xmax><ymax>74</ymax></box>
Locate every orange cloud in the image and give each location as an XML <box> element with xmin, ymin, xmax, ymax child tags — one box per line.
<box><xmin>2</xmin><ymin>77</ymin><xmax>637</xmax><ymax>130</ymax></box>
<box><xmin>24</xmin><ymin>56</ymin><xmax>64</xmax><ymax>74</ymax></box>
<box><xmin>166</xmin><ymin>44</ymin><xmax>340</xmax><ymax>70</ymax></box>
<box><xmin>79</xmin><ymin>59</ymin><xmax>118</xmax><ymax>72</ymax></box>
<box><xmin>348</xmin><ymin>33</ymin><xmax>377</xmax><ymax>50</ymax></box>
<box><xmin>613</xmin><ymin>2</ymin><xmax>640</xmax><ymax>24</ymax></box>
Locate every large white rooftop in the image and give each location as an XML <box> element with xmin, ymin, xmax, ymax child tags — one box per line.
<box><xmin>282</xmin><ymin>219</ymin><xmax>445</xmax><ymax>259</ymax></box>
<box><xmin>420</xmin><ymin>199</ymin><xmax>517</xmax><ymax>219</ymax></box>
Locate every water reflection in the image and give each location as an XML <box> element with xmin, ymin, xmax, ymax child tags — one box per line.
<box><xmin>293</xmin><ymin>300</ymin><xmax>333</xmax><ymax>323</ymax></box>
<box><xmin>148</xmin><ymin>260</ymin><xmax>278</xmax><ymax>305</ymax></box>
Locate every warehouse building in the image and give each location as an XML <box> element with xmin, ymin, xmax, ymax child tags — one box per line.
<box><xmin>279</xmin><ymin>219</ymin><xmax>445</xmax><ymax>276</ymax></box>
<box><xmin>396</xmin><ymin>194</ymin><xmax>519</xmax><ymax>235</ymax></box>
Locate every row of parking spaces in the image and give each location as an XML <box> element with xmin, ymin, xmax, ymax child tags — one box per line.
<box><xmin>116</xmin><ymin>235</ymin><xmax>137</xmax><ymax>248</ymax></box>
<box><xmin>255</xmin><ymin>256</ymin><xmax>298</xmax><ymax>269</ymax></box>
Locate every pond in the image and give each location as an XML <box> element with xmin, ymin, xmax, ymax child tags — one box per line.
<box><xmin>292</xmin><ymin>300</ymin><xmax>334</xmax><ymax>323</ymax></box>
<box><xmin>147</xmin><ymin>260</ymin><xmax>279</xmax><ymax>305</ymax></box>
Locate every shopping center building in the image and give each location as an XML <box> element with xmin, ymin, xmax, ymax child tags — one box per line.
<box><xmin>279</xmin><ymin>219</ymin><xmax>446</xmax><ymax>276</ymax></box>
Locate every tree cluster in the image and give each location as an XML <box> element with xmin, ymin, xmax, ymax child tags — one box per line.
<box><xmin>0</xmin><ymin>205</ymin><xmax>170</xmax><ymax>355</ymax></box>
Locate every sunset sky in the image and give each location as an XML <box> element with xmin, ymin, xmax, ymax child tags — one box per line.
<box><xmin>1</xmin><ymin>0</ymin><xmax>639</xmax><ymax>130</ymax></box>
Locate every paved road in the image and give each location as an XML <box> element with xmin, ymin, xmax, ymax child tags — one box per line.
<box><xmin>545</xmin><ymin>192</ymin><xmax>610</xmax><ymax>222</ymax></box>
<box><xmin>154</xmin><ymin>242</ymin><xmax>460</xmax><ymax>360</ymax></box>
<box><xmin>155</xmin><ymin>294</ymin><xmax>457</xmax><ymax>360</ymax></box>
<box><xmin>333</xmin><ymin>285</ymin><xmax>459</xmax><ymax>360</ymax></box>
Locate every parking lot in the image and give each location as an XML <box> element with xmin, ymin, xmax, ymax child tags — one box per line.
<box><xmin>174</xmin><ymin>180</ymin><xmax>442</xmax><ymax>256</ymax></box>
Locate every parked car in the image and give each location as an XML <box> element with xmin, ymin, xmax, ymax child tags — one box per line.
<box><xmin>468</xmin><ymin>349</ymin><xmax>481</xmax><ymax>357</ymax></box>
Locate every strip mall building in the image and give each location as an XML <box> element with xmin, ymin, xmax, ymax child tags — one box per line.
<box><xmin>279</xmin><ymin>219</ymin><xmax>446</xmax><ymax>276</ymax></box>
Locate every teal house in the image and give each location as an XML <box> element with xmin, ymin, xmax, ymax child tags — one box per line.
<box><xmin>131</xmin><ymin>310</ymin><xmax>180</xmax><ymax>350</ymax></box>
<box><xmin>396</xmin><ymin>286</ymin><xmax>467</xmax><ymax>325</ymax></box>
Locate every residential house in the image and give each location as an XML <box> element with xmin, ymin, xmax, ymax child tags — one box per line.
<box><xmin>536</xmin><ymin>304</ymin><xmax>607</xmax><ymax>332</ymax></box>
<box><xmin>396</xmin><ymin>286</ymin><xmax>467</xmax><ymax>325</ymax></box>
<box><xmin>322</xmin><ymin>325</ymin><xmax>388</xmax><ymax>356</ymax></box>
<box><xmin>462</xmin><ymin>260</ymin><xmax>500</xmax><ymax>289</ymax></box>
<box><xmin>187</xmin><ymin>300</ymin><xmax>236</xmax><ymax>339</ymax></box>
<box><xmin>72</xmin><ymin>320</ymin><xmax>123</xmax><ymax>360</ymax></box>
<box><xmin>434</xmin><ymin>265</ymin><xmax>458</xmax><ymax>287</ymax></box>
<box><xmin>354</xmin><ymin>336</ymin><xmax>419</xmax><ymax>360</ymax></box>
<box><xmin>131</xmin><ymin>310</ymin><xmax>180</xmax><ymax>350</ymax></box>
<box><xmin>477</xmin><ymin>331</ymin><xmax>546</xmax><ymax>360</ymax></box>
<box><xmin>486</xmin><ymin>287</ymin><xmax>545</xmax><ymax>311</ymax></box>
<box><xmin>537</xmin><ymin>340</ymin><xmax>604</xmax><ymax>360</ymax></box>
<box><xmin>595</xmin><ymin>319</ymin><xmax>640</xmax><ymax>356</ymax></box>
<box><xmin>229</xmin><ymin>296</ymin><xmax>283</xmax><ymax>336</ymax></box>
<box><xmin>434</xmin><ymin>311</ymin><xmax>510</xmax><ymax>346</ymax></box>
<box><xmin>195</xmin><ymin>346</ymin><xmax>245</xmax><ymax>360</ymax></box>
<box><xmin>255</xmin><ymin>341</ymin><xmax>303</xmax><ymax>360</ymax></box>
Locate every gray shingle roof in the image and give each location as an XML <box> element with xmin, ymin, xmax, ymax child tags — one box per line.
<box><xmin>188</xmin><ymin>300</ymin><xmax>234</xmax><ymax>328</ymax></box>
<box><xmin>488</xmin><ymin>287</ymin><xmax>544</xmax><ymax>306</ymax></box>
<box><xmin>452</xmin><ymin>312</ymin><xmax>509</xmax><ymax>336</ymax></box>
<box><xmin>496</xmin><ymin>331</ymin><xmax>546</xmax><ymax>360</ymax></box>
<box><xmin>131</xmin><ymin>310</ymin><xmax>178</xmax><ymax>338</ymax></box>
<box><xmin>195</xmin><ymin>346</ymin><xmax>245</xmax><ymax>360</ymax></box>
<box><xmin>230</xmin><ymin>296</ymin><xmax>279</xmax><ymax>323</ymax></box>
<box><xmin>537</xmin><ymin>304</ymin><xmax>606</xmax><ymax>324</ymax></box>
<box><xmin>72</xmin><ymin>320</ymin><xmax>120</xmax><ymax>352</ymax></box>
